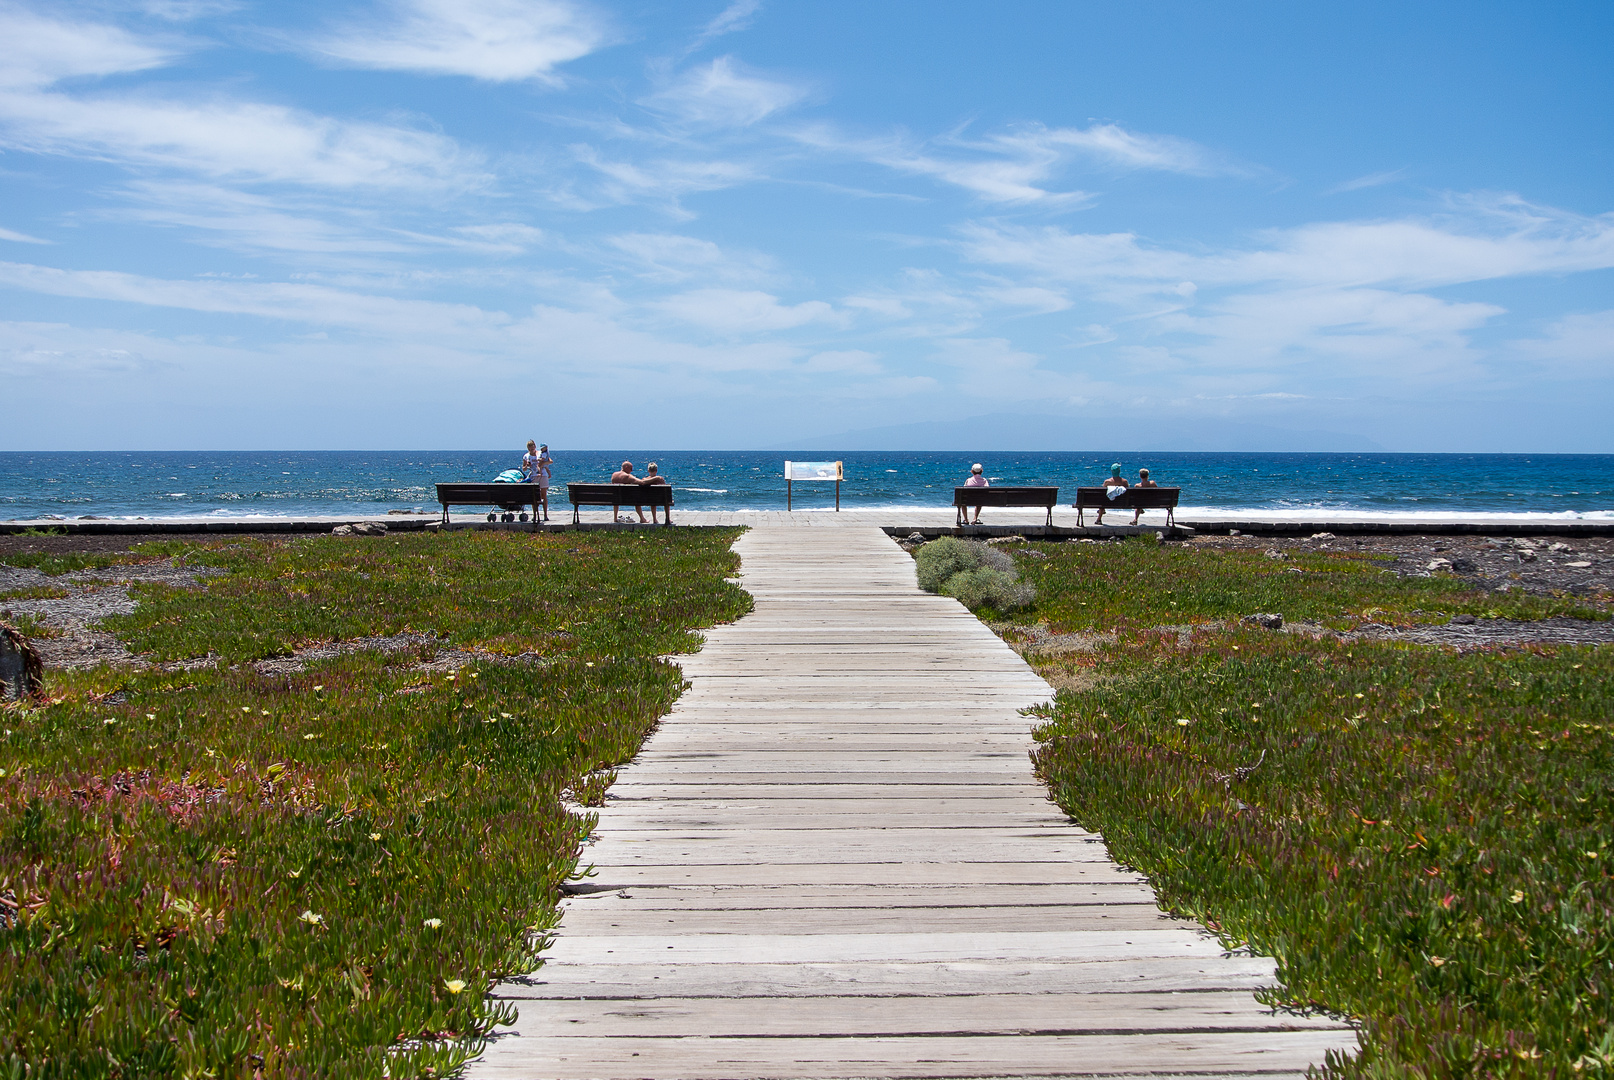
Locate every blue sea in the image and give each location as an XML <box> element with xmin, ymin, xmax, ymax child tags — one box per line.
<box><xmin>2</xmin><ymin>451</ymin><xmax>1612</xmax><ymax>522</ymax></box>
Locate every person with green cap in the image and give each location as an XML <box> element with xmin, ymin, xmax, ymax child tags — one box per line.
<box><xmin>1096</xmin><ymin>462</ymin><xmax>1128</xmax><ymax>524</ymax></box>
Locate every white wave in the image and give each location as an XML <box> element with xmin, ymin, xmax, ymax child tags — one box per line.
<box><xmin>680</xmin><ymin>487</ymin><xmax>729</xmax><ymax>493</ymax></box>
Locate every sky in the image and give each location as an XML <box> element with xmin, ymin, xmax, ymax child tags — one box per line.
<box><xmin>2</xmin><ymin>0</ymin><xmax>1612</xmax><ymax>453</ymax></box>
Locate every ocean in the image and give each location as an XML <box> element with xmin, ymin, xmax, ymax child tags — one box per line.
<box><xmin>2</xmin><ymin>450</ymin><xmax>1612</xmax><ymax>522</ymax></box>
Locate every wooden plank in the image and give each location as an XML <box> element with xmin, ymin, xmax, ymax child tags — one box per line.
<box><xmin>497</xmin><ymin>956</ymin><xmax>1286</xmax><ymax>999</ymax></box>
<box><xmin>506</xmin><ymin>991</ymin><xmax>1349</xmax><ymax>1036</ymax></box>
<box><xmin>556</xmin><ymin>903</ymin><xmax>1184</xmax><ymax>935</ymax></box>
<box><xmin>467</xmin><ymin>526</ymin><xmax>1351</xmax><ymax>1079</ymax></box>
<box><xmin>472</xmin><ymin>1031</ymin><xmax>1355</xmax><ymax>1079</ymax></box>
<box><xmin>555</xmin><ymin>883</ymin><xmax>1160</xmax><ymax>910</ymax></box>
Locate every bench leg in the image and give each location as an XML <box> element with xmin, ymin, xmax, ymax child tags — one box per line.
<box><xmin>1045</xmin><ymin>506</ymin><xmax>1053</xmax><ymax>527</ymax></box>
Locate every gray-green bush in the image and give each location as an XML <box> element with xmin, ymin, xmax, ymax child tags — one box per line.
<box><xmin>913</xmin><ymin>538</ymin><xmax>1035</xmax><ymax>612</ymax></box>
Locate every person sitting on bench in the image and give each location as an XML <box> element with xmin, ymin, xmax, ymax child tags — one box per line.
<box><xmin>1130</xmin><ymin>467</ymin><xmax>1158</xmax><ymax>525</ymax></box>
<box><xmin>610</xmin><ymin>460</ymin><xmax>655</xmax><ymax>523</ymax></box>
<box><xmin>642</xmin><ymin>462</ymin><xmax>671</xmax><ymax>525</ymax></box>
<box><xmin>962</xmin><ymin>463</ymin><xmax>988</xmax><ymax>523</ymax></box>
<box><xmin>1087</xmin><ymin>463</ymin><xmax>1127</xmax><ymax>524</ymax></box>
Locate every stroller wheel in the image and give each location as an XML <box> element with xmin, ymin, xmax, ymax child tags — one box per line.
<box><xmin>519</xmin><ymin>512</ymin><xmax>529</xmax><ymax>522</ymax></box>
<box><xmin>486</xmin><ymin>513</ymin><xmax>496</xmax><ymax>521</ymax></box>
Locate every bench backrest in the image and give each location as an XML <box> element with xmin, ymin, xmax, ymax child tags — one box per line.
<box><xmin>566</xmin><ymin>482</ymin><xmax>675</xmax><ymax>506</ymax></box>
<box><xmin>952</xmin><ymin>486</ymin><xmax>1059</xmax><ymax>507</ymax></box>
<box><xmin>1072</xmin><ymin>486</ymin><xmax>1180</xmax><ymax>508</ymax></box>
<box><xmin>435</xmin><ymin>482</ymin><xmax>535</xmax><ymax>507</ymax></box>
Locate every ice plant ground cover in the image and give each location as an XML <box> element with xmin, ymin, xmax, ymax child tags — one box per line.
<box><xmin>1003</xmin><ymin>538</ymin><xmax>1613</xmax><ymax>1077</ymax></box>
<box><xmin>0</xmin><ymin>529</ymin><xmax>748</xmax><ymax>1077</ymax></box>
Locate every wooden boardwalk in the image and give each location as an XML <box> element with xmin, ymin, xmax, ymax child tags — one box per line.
<box><xmin>471</xmin><ymin>527</ymin><xmax>1355</xmax><ymax>1079</ymax></box>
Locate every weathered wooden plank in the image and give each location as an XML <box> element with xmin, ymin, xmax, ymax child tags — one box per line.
<box><xmin>496</xmin><ymin>956</ymin><xmax>1284</xmax><ymax>999</ymax></box>
<box><xmin>472</xmin><ymin>1031</ymin><xmax>1356</xmax><ymax>1079</ymax></box>
<box><xmin>506</xmin><ymin>991</ymin><xmax>1349</xmax><ymax>1037</ymax></box>
<box><xmin>555</xmin><ymin>883</ymin><xmax>1159</xmax><ymax>910</ymax></box>
<box><xmin>556</xmin><ymin>902</ymin><xmax>1184</xmax><ymax>935</ymax></box>
<box><xmin>533</xmin><ymin>929</ymin><xmax>1231</xmax><ymax>966</ymax></box>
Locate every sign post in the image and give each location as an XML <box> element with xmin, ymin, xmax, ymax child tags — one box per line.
<box><xmin>784</xmin><ymin>460</ymin><xmax>843</xmax><ymax>511</ymax></box>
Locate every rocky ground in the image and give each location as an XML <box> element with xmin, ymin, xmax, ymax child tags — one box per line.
<box><xmin>1187</xmin><ymin>530</ymin><xmax>1614</xmax><ymax>601</ymax></box>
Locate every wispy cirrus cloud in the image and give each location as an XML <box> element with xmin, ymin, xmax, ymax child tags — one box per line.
<box><xmin>0</xmin><ymin>8</ymin><xmax>486</xmax><ymax>191</ymax></box>
<box><xmin>796</xmin><ymin>120</ymin><xmax>1244</xmax><ymax>204</ymax></box>
<box><xmin>651</xmin><ymin>288</ymin><xmax>842</xmax><ymax>334</ymax></box>
<box><xmin>688</xmin><ymin>0</ymin><xmax>763</xmax><ymax>52</ymax></box>
<box><xmin>0</xmin><ymin>5</ymin><xmax>174</xmax><ymax>89</ymax></box>
<box><xmin>958</xmin><ymin>197</ymin><xmax>1614</xmax><ymax>293</ymax></box>
<box><xmin>1511</xmin><ymin>310</ymin><xmax>1614</xmax><ymax>376</ymax></box>
<box><xmin>606</xmin><ymin>232</ymin><xmax>776</xmax><ymax>284</ymax></box>
<box><xmin>312</xmin><ymin>0</ymin><xmax>607</xmax><ymax>83</ymax></box>
<box><xmin>642</xmin><ymin>56</ymin><xmax>808</xmax><ymax>129</ymax></box>
<box><xmin>0</xmin><ymin>226</ymin><xmax>50</xmax><ymax>244</ymax></box>
<box><xmin>1326</xmin><ymin>168</ymin><xmax>1407</xmax><ymax>194</ymax></box>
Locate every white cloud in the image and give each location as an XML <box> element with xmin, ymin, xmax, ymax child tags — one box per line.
<box><xmin>108</xmin><ymin>181</ymin><xmax>415</xmax><ymax>255</ymax></box>
<box><xmin>0</xmin><ymin>90</ymin><xmax>482</xmax><ymax>189</ymax></box>
<box><xmin>959</xmin><ymin>199</ymin><xmax>1614</xmax><ymax>293</ymax></box>
<box><xmin>1326</xmin><ymin>168</ymin><xmax>1408</xmax><ymax>194</ymax></box>
<box><xmin>643</xmin><ymin>56</ymin><xmax>807</xmax><ymax>129</ymax></box>
<box><xmin>977</xmin><ymin>284</ymin><xmax>1071</xmax><ymax>314</ymax></box>
<box><xmin>314</xmin><ymin>0</ymin><xmax>606</xmax><ymax>82</ymax></box>
<box><xmin>1165</xmin><ymin>288</ymin><xmax>1503</xmax><ymax>379</ymax></box>
<box><xmin>0</xmin><ymin>226</ymin><xmax>50</xmax><ymax>244</ymax></box>
<box><xmin>1024</xmin><ymin>123</ymin><xmax>1240</xmax><ymax>176</ymax></box>
<box><xmin>0</xmin><ymin>9</ymin><xmax>486</xmax><ymax>192</ymax></box>
<box><xmin>571</xmin><ymin>145</ymin><xmax>759</xmax><ymax>209</ymax></box>
<box><xmin>652</xmin><ymin>288</ymin><xmax>839</xmax><ymax>333</ymax></box>
<box><xmin>0</xmin><ymin>260</ymin><xmax>506</xmax><ymax>335</ymax></box>
<box><xmin>0</xmin><ymin>6</ymin><xmax>173</xmax><ymax>89</ymax></box>
<box><xmin>450</xmin><ymin>223</ymin><xmax>545</xmax><ymax>252</ymax></box>
<box><xmin>796</xmin><ymin>120</ymin><xmax>1236</xmax><ymax>204</ymax></box>
<box><xmin>607</xmin><ymin>232</ymin><xmax>774</xmax><ymax>283</ymax></box>
<box><xmin>137</xmin><ymin>0</ymin><xmax>245</xmax><ymax>20</ymax></box>
<box><xmin>0</xmin><ymin>320</ymin><xmax>168</xmax><ymax>378</ymax></box>
<box><xmin>1512</xmin><ymin>310</ymin><xmax>1614</xmax><ymax>376</ymax></box>
<box><xmin>690</xmin><ymin>0</ymin><xmax>762</xmax><ymax>50</ymax></box>
<box><xmin>801</xmin><ymin>349</ymin><xmax>880</xmax><ymax>374</ymax></box>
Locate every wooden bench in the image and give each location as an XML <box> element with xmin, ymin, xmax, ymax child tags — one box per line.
<box><xmin>1072</xmin><ymin>486</ymin><xmax>1180</xmax><ymax>526</ymax></box>
<box><xmin>567</xmin><ymin>483</ymin><xmax>675</xmax><ymax>525</ymax></box>
<box><xmin>434</xmin><ymin>482</ymin><xmax>539</xmax><ymax>524</ymax></box>
<box><xmin>953</xmin><ymin>486</ymin><xmax>1059</xmax><ymax>526</ymax></box>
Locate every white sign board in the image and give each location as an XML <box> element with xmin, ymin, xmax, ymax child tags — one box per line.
<box><xmin>784</xmin><ymin>460</ymin><xmax>843</xmax><ymax>481</ymax></box>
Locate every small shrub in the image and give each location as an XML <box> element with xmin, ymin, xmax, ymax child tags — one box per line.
<box><xmin>942</xmin><ymin>567</ymin><xmax>1036</xmax><ymax>613</ymax></box>
<box><xmin>915</xmin><ymin>537</ymin><xmax>979</xmax><ymax>591</ymax></box>
<box><xmin>915</xmin><ymin>538</ymin><xmax>1033</xmax><ymax>611</ymax></box>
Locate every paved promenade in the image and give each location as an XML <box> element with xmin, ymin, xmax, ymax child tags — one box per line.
<box><xmin>469</xmin><ymin>525</ymin><xmax>1354</xmax><ymax>1078</ymax></box>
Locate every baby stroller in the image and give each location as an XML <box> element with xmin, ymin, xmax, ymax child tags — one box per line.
<box><xmin>489</xmin><ymin>469</ymin><xmax>537</xmax><ymax>522</ymax></box>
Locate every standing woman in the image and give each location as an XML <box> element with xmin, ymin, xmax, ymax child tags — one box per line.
<box><xmin>536</xmin><ymin>444</ymin><xmax>553</xmax><ymax>522</ymax></box>
<box><xmin>521</xmin><ymin>440</ymin><xmax>543</xmax><ymax>521</ymax></box>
